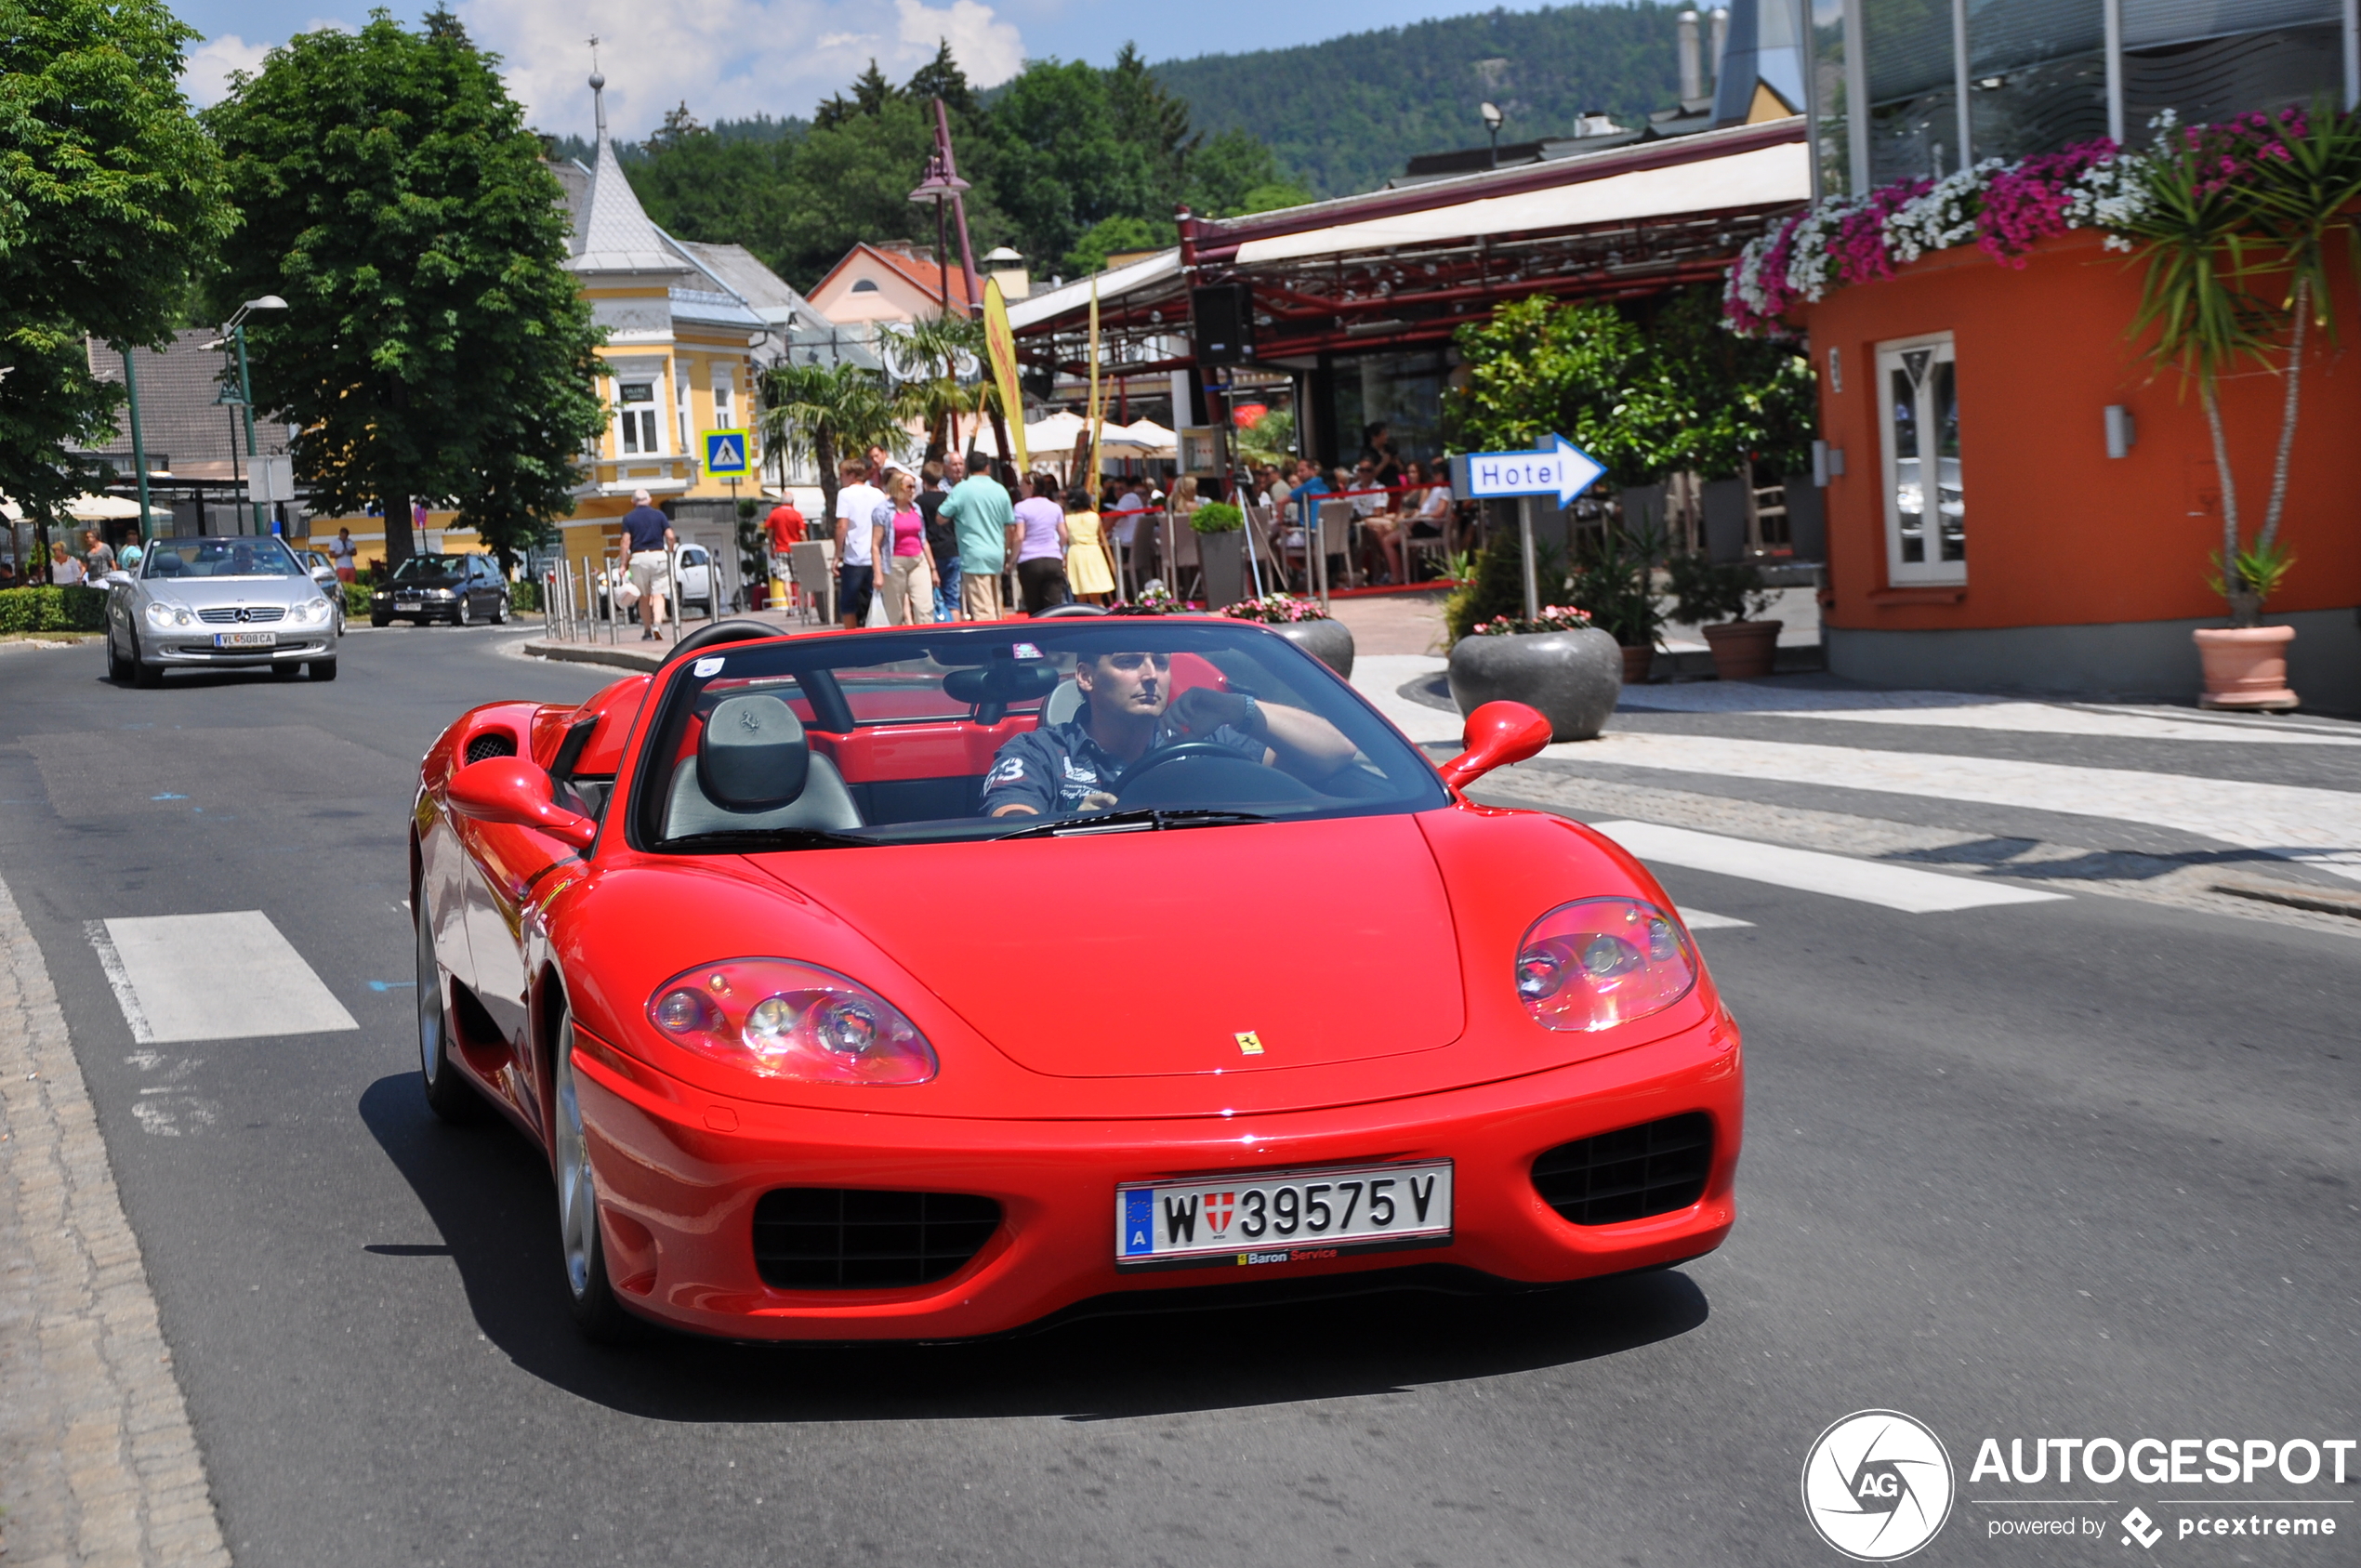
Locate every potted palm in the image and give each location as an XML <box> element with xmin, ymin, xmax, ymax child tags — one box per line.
<box><xmin>1191</xmin><ymin>501</ymin><xmax>1247</xmax><ymax>609</ymax></box>
<box><xmin>1566</xmin><ymin>524</ymin><xmax>1667</xmax><ymax>684</ymax></box>
<box><xmin>2120</xmin><ymin>102</ymin><xmax>2361</xmax><ymax>709</ymax></box>
<box><xmin>1224</xmin><ymin>592</ymin><xmax>1354</xmax><ymax>676</ymax></box>
<box><xmin>1446</xmin><ymin>604</ymin><xmax>1620</xmax><ymax>741</ymax></box>
<box><xmin>1667</xmin><ymin>554</ymin><xmax>1780</xmax><ymax>679</ymax></box>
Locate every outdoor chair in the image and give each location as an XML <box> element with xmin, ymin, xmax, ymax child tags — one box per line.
<box><xmin>788</xmin><ymin>539</ymin><xmax>836</xmax><ymax>625</ymax></box>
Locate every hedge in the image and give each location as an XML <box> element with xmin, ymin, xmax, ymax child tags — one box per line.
<box><xmin>342</xmin><ymin>583</ymin><xmax>371</xmax><ymax>619</ymax></box>
<box><xmin>0</xmin><ymin>586</ymin><xmax>110</xmax><ymax>634</ymax></box>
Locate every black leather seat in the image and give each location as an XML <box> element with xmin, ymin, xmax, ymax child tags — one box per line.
<box><xmin>664</xmin><ymin>693</ymin><xmax>864</xmax><ymax>837</ymax></box>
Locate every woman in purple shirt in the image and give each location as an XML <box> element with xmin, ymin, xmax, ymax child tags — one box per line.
<box><xmin>1011</xmin><ymin>472</ymin><xmax>1071</xmax><ymax>615</ymax></box>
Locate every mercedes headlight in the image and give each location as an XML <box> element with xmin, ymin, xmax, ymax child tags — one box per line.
<box><xmin>143</xmin><ymin>601</ymin><xmax>193</xmax><ymax>629</ymax></box>
<box><xmin>289</xmin><ymin>598</ymin><xmax>333</xmax><ymax>625</ymax></box>
<box><xmin>647</xmin><ymin>959</ymin><xmax>937</xmax><ymax>1085</ymax></box>
<box><xmin>1514</xmin><ymin>898</ymin><xmax>1698</xmax><ymax>1032</ymax></box>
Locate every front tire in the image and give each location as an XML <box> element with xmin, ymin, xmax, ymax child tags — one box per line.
<box><xmin>415</xmin><ymin>899</ymin><xmax>482</xmax><ymax>1124</ymax></box>
<box><xmin>491</xmin><ymin>594</ymin><xmax>508</xmax><ymax>625</ymax></box>
<box><xmin>455</xmin><ymin>596</ymin><xmax>472</xmax><ymax>627</ymax></box>
<box><xmin>370</xmin><ymin>613</ymin><xmax>390</xmax><ymax>627</ymax></box>
<box><xmin>131</xmin><ymin>635</ymin><xmax>162</xmax><ymax>689</ymax></box>
<box><xmin>106</xmin><ymin>630</ymin><xmax>130</xmax><ymax>684</ymax></box>
<box><xmin>271</xmin><ymin>661</ymin><xmax>300</xmax><ymax>680</ymax></box>
<box><xmin>309</xmin><ymin>658</ymin><xmax>337</xmax><ymax>681</ymax></box>
<box><xmin>551</xmin><ymin>992</ymin><xmax>640</xmax><ymax>1343</ymax></box>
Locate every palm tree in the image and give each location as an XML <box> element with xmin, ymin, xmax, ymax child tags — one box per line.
<box><xmin>879</xmin><ymin>311</ymin><xmax>987</xmax><ymax>463</ymax></box>
<box><xmin>760</xmin><ymin>362</ymin><xmax>906</xmax><ymax>521</ymax></box>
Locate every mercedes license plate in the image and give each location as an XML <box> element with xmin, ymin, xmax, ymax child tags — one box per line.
<box><xmin>212</xmin><ymin>630</ymin><xmax>276</xmax><ymax>648</ymax></box>
<box><xmin>1115</xmin><ymin>1160</ymin><xmax>1452</xmax><ymax>1272</ymax></box>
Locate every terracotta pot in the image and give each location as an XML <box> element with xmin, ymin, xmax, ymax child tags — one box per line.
<box><xmin>1620</xmin><ymin>644</ymin><xmax>1655</xmax><ymax>684</ymax></box>
<box><xmin>1266</xmin><ymin>616</ymin><xmax>1354</xmax><ymax>678</ymax></box>
<box><xmin>2193</xmin><ymin>625</ymin><xmax>2297</xmax><ymax>710</ymax></box>
<box><xmin>1448</xmin><ymin>626</ymin><xmax>1622</xmax><ymax>742</ymax></box>
<box><xmin>1701</xmin><ymin>618</ymin><xmax>1783</xmax><ymax>680</ymax></box>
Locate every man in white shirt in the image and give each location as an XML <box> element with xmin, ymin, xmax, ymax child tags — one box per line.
<box><xmin>832</xmin><ymin>455</ymin><xmax>883</xmax><ymax>627</ymax></box>
<box><xmin>1106</xmin><ymin>480</ymin><xmax>1153</xmax><ymax>595</ymax></box>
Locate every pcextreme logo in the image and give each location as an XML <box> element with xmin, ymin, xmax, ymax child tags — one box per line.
<box><xmin>1802</xmin><ymin>1410</ymin><xmax>1958</xmax><ymax>1561</ymax></box>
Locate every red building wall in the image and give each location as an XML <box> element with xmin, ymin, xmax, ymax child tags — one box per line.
<box><xmin>1805</xmin><ymin>229</ymin><xmax>2361</xmax><ymax>636</ymax></box>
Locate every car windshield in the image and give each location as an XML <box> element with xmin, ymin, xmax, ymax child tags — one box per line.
<box><xmin>629</xmin><ymin>621</ymin><xmax>1450</xmax><ymax>852</ymax></box>
<box><xmin>391</xmin><ymin>555</ymin><xmax>471</xmax><ymax>580</ymax></box>
<box><xmin>141</xmin><ymin>537</ymin><xmax>305</xmax><ymax>579</ymax></box>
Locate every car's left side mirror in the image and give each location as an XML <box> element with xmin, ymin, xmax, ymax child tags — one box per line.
<box><xmin>100</xmin><ymin>571</ymin><xmax>133</xmax><ymax>586</ymax></box>
<box><xmin>446</xmin><ymin>757</ymin><xmax>597</xmax><ymax>852</ymax></box>
<box><xmin>1437</xmin><ymin>701</ymin><xmax>1553</xmax><ymax>794</ymax></box>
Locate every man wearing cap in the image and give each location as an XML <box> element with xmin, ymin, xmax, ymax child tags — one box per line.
<box><xmin>621</xmin><ymin>488</ymin><xmax>676</xmax><ymax>640</ymax></box>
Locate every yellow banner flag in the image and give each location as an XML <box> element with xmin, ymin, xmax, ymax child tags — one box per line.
<box><xmin>1085</xmin><ymin>280</ymin><xmax>1101</xmax><ymax>486</ymax></box>
<box><xmin>982</xmin><ymin>277</ymin><xmax>1028</xmax><ymax>477</ymax></box>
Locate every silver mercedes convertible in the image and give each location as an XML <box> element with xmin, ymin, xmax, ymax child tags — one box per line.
<box><xmin>104</xmin><ymin>536</ymin><xmax>341</xmax><ymax>686</ymax></box>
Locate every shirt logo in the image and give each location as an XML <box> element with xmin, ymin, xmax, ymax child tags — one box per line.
<box><xmin>1062</xmin><ymin>757</ymin><xmax>1097</xmax><ymax>784</ymax></box>
<box><xmin>984</xmin><ymin>757</ymin><xmax>1025</xmax><ymax>788</ymax></box>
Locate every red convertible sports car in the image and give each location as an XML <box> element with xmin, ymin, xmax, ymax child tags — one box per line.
<box><xmin>414</xmin><ymin>615</ymin><xmax>1742</xmax><ymax>1342</ymax></box>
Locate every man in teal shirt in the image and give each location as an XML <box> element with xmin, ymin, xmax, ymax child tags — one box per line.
<box><xmin>939</xmin><ymin>451</ymin><xmax>1016</xmax><ymax>620</ymax></box>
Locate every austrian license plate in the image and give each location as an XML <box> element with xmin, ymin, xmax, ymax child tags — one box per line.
<box><xmin>211</xmin><ymin>630</ymin><xmax>276</xmax><ymax>648</ymax></box>
<box><xmin>1115</xmin><ymin>1159</ymin><xmax>1453</xmax><ymax>1272</ymax></box>
<box><xmin>394</xmin><ymin>600</ymin><xmax>423</xmax><ymax>611</ymax></box>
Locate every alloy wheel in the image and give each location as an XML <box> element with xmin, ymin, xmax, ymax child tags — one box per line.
<box><xmin>552</xmin><ymin>1006</ymin><xmax>598</xmax><ymax>1299</ymax></box>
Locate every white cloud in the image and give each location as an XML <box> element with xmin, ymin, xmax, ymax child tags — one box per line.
<box><xmin>463</xmin><ymin>0</ymin><xmax>1028</xmax><ymax>143</ymax></box>
<box><xmin>179</xmin><ymin>33</ymin><xmax>272</xmax><ymax>107</ymax></box>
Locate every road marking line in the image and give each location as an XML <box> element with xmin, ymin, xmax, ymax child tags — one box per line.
<box><xmin>1677</xmin><ymin>907</ymin><xmax>1754</xmax><ymax>929</ymax></box>
<box><xmin>1589</xmin><ymin>821</ymin><xmax>2070</xmax><ymax>914</ymax></box>
<box><xmin>87</xmin><ymin>911</ymin><xmax>358</xmax><ymax>1043</ymax></box>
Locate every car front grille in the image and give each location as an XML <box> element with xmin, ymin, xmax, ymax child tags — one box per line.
<box><xmin>463</xmin><ymin>733</ymin><xmax>517</xmax><ymax>766</ymax></box>
<box><xmin>1531</xmin><ymin>1113</ymin><xmax>1713</xmax><ymax>1226</ymax></box>
<box><xmin>752</xmin><ymin>1188</ymin><xmax>1001</xmax><ymax>1290</ymax></box>
<box><xmin>197</xmin><ymin>605</ymin><xmax>286</xmax><ymax>624</ymax></box>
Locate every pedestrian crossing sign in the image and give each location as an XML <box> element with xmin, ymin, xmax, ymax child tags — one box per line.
<box><xmin>703</xmin><ymin>428</ymin><xmax>751</xmax><ymax>477</ymax></box>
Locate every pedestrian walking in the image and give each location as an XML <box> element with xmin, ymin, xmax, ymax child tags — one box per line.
<box><xmin>620</xmin><ymin>488</ymin><xmax>677</xmax><ymax>641</ymax></box>
<box><xmin>1013</xmin><ymin>473</ymin><xmax>1071</xmax><ymax>614</ymax></box>
<box><xmin>49</xmin><ymin>540</ymin><xmax>84</xmax><ymax>586</ymax></box>
<box><xmin>764</xmin><ymin>495</ymin><xmax>804</xmax><ymax>610</ymax></box>
<box><xmin>919</xmin><ymin>460</ymin><xmax>958</xmax><ymax>622</ymax></box>
<box><xmin>82</xmin><ymin>530</ymin><xmax>116</xmax><ymax>578</ymax></box>
<box><xmin>1062</xmin><ymin>487</ymin><xmax>1115</xmax><ymax>605</ymax></box>
<box><xmin>875</xmin><ymin>468</ymin><xmax>934</xmax><ymax>626</ymax></box>
<box><xmin>939</xmin><ymin>450</ymin><xmax>1013</xmax><ymax>621</ymax></box>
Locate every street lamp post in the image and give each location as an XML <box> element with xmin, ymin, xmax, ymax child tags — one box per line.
<box><xmin>217</xmin><ymin>296</ymin><xmax>287</xmax><ymax>534</ymax></box>
<box><xmin>908</xmin><ymin>155</ymin><xmax>971</xmax><ymax>321</ymax></box>
<box><xmin>1481</xmin><ymin>101</ymin><xmax>1505</xmax><ymax>167</ymax></box>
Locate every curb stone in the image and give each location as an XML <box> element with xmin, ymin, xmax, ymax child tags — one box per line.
<box><xmin>0</xmin><ymin>874</ymin><xmax>231</xmax><ymax>1566</ymax></box>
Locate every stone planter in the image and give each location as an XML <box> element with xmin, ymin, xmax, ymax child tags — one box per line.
<box><xmin>1702</xmin><ymin>618</ymin><xmax>1783</xmax><ymax>679</ymax></box>
<box><xmin>1265</xmin><ymin>616</ymin><xmax>1354</xmax><ymax>678</ymax></box>
<box><xmin>1448</xmin><ymin>626</ymin><xmax>1622</xmax><ymax>742</ymax></box>
<box><xmin>1620</xmin><ymin>644</ymin><xmax>1655</xmax><ymax>684</ymax></box>
<box><xmin>2193</xmin><ymin>625</ymin><xmax>2297</xmax><ymax>710</ymax></box>
<box><xmin>1197</xmin><ymin>529</ymin><xmax>1246</xmax><ymax>609</ymax></box>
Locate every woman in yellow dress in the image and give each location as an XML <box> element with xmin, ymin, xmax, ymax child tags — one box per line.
<box><xmin>1062</xmin><ymin>488</ymin><xmax>1116</xmax><ymax>604</ymax></box>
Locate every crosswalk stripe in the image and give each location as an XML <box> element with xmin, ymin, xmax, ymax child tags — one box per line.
<box><xmin>1588</xmin><ymin>821</ymin><xmax>2070</xmax><ymax>915</ymax></box>
<box><xmin>86</xmin><ymin>912</ymin><xmax>359</xmax><ymax>1044</ymax></box>
<box><xmin>1677</xmin><ymin>907</ymin><xmax>1754</xmax><ymax>929</ymax></box>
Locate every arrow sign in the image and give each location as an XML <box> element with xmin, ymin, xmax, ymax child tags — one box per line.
<box><xmin>704</xmin><ymin>428</ymin><xmax>751</xmax><ymax>478</ymax></box>
<box><xmin>1452</xmin><ymin>434</ymin><xmax>1606</xmax><ymax>507</ymax></box>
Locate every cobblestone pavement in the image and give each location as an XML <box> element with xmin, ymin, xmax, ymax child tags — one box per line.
<box><xmin>0</xmin><ymin>875</ymin><xmax>229</xmax><ymax>1568</ymax></box>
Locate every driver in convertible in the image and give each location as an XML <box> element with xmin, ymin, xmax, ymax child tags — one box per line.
<box><xmin>983</xmin><ymin>650</ymin><xmax>1357</xmax><ymax>817</ymax></box>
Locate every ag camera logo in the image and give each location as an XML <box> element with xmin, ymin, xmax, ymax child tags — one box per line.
<box><xmin>1802</xmin><ymin>1410</ymin><xmax>1957</xmax><ymax>1561</ymax></box>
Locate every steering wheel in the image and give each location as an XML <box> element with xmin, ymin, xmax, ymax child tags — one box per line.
<box><xmin>1117</xmin><ymin>742</ymin><xmax>1251</xmax><ymax>786</ymax></box>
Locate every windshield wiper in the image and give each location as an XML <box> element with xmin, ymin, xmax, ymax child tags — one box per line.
<box><xmin>994</xmin><ymin>808</ymin><xmax>1272</xmax><ymax>840</ymax></box>
<box><xmin>665</xmin><ymin>827</ymin><xmax>876</xmax><ymax>851</ymax></box>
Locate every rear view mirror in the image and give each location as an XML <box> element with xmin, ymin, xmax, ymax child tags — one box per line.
<box><xmin>446</xmin><ymin>757</ymin><xmax>597</xmax><ymax>851</ymax></box>
<box><xmin>1437</xmin><ymin>701</ymin><xmax>1553</xmax><ymax>794</ymax></box>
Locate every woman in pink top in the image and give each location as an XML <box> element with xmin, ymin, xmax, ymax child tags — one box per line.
<box><xmin>872</xmin><ymin>468</ymin><xmax>934</xmax><ymax>625</ymax></box>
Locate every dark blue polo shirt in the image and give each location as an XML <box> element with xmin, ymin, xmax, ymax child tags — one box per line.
<box><xmin>981</xmin><ymin>713</ymin><xmax>1264</xmax><ymax>817</ymax></box>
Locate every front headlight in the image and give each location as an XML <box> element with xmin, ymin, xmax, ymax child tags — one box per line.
<box><xmin>427</xmin><ymin>587</ymin><xmax>455</xmax><ymax>599</ymax></box>
<box><xmin>1514</xmin><ymin>898</ymin><xmax>1697</xmax><ymax>1032</ymax></box>
<box><xmin>290</xmin><ymin>597</ymin><xmax>332</xmax><ymax>625</ymax></box>
<box><xmin>646</xmin><ymin>959</ymin><xmax>937</xmax><ymax>1085</ymax></box>
<box><xmin>144</xmin><ymin>601</ymin><xmax>193</xmax><ymax>629</ymax></box>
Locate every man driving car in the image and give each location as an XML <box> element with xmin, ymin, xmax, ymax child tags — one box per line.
<box><xmin>982</xmin><ymin>649</ymin><xmax>1356</xmax><ymax>818</ymax></box>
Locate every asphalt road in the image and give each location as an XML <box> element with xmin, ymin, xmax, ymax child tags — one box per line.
<box><xmin>2</xmin><ymin>626</ymin><xmax>2354</xmax><ymax>1567</ymax></box>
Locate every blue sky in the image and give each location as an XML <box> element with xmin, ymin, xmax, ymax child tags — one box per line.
<box><xmin>175</xmin><ymin>0</ymin><xmax>1584</xmax><ymax>141</ymax></box>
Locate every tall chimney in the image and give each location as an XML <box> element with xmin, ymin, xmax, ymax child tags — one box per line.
<box><xmin>1678</xmin><ymin>10</ymin><xmax>1703</xmax><ymax>104</ymax></box>
<box><xmin>1709</xmin><ymin>7</ymin><xmax>1731</xmax><ymax>92</ymax></box>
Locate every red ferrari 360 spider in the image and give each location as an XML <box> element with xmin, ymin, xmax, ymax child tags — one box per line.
<box><xmin>413</xmin><ymin>616</ymin><xmax>1741</xmax><ymax>1342</ymax></box>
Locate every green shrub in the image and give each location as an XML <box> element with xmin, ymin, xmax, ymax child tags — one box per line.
<box><xmin>342</xmin><ymin>583</ymin><xmax>371</xmax><ymax>619</ymax></box>
<box><xmin>1664</xmin><ymin>554</ymin><xmax>1772</xmax><ymax>625</ymax></box>
<box><xmin>508</xmin><ymin>576</ymin><xmax>540</xmax><ymax>613</ymax></box>
<box><xmin>1190</xmin><ymin>501</ymin><xmax>1244</xmax><ymax>534</ymax></box>
<box><xmin>0</xmin><ymin>586</ymin><xmax>109</xmax><ymax>634</ymax></box>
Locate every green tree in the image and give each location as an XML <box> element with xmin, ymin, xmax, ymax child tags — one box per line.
<box><xmin>760</xmin><ymin>362</ymin><xmax>907</xmax><ymax>521</ymax></box>
<box><xmin>879</xmin><ymin>311</ymin><xmax>986</xmax><ymax>463</ymax></box>
<box><xmin>204</xmin><ymin>7</ymin><xmax>605</xmax><ymax>566</ymax></box>
<box><xmin>1184</xmin><ymin>127</ymin><xmax>1312</xmax><ymax>217</ymax></box>
<box><xmin>0</xmin><ymin>0</ymin><xmax>232</xmax><ymax>549</ymax></box>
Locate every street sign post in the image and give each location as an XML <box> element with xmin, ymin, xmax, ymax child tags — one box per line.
<box><xmin>703</xmin><ymin>429</ymin><xmax>751</xmax><ymax>479</ymax></box>
<box><xmin>1448</xmin><ymin>434</ymin><xmax>1608</xmax><ymax>619</ymax></box>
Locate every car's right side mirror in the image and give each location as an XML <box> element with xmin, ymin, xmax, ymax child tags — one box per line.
<box><xmin>446</xmin><ymin>757</ymin><xmax>598</xmax><ymax>851</ymax></box>
<box><xmin>1437</xmin><ymin>701</ymin><xmax>1553</xmax><ymax>794</ymax></box>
